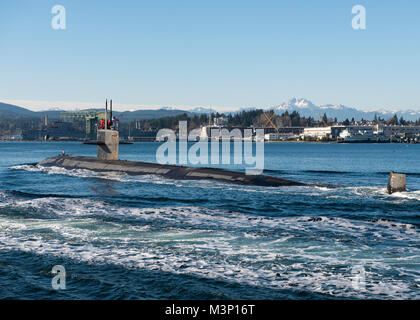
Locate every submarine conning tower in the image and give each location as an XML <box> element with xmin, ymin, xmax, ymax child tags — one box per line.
<box><xmin>97</xmin><ymin>99</ymin><xmax>119</xmax><ymax>160</ymax></box>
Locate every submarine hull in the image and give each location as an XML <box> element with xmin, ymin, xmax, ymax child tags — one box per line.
<box><xmin>38</xmin><ymin>155</ymin><xmax>303</xmax><ymax>187</ymax></box>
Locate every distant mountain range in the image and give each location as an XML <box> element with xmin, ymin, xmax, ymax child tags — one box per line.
<box><xmin>0</xmin><ymin>102</ymin><xmax>40</xmax><ymax>117</ymax></box>
<box><xmin>0</xmin><ymin>102</ymin><xmax>197</xmax><ymax>122</ymax></box>
<box><xmin>0</xmin><ymin>102</ymin><xmax>66</xmax><ymax>119</ymax></box>
<box><xmin>1</xmin><ymin>99</ymin><xmax>420</xmax><ymax>122</ymax></box>
<box><xmin>272</xmin><ymin>98</ymin><xmax>420</xmax><ymax>121</ymax></box>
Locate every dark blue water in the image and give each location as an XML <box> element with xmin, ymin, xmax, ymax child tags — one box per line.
<box><xmin>0</xmin><ymin>142</ymin><xmax>419</xmax><ymax>299</ymax></box>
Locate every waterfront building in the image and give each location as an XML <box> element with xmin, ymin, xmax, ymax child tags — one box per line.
<box><xmin>60</xmin><ymin>110</ymin><xmax>105</xmax><ymax>139</ymax></box>
<box><xmin>376</xmin><ymin>125</ymin><xmax>420</xmax><ymax>137</ymax></box>
<box><xmin>303</xmin><ymin>126</ymin><xmax>345</xmax><ymax>139</ymax></box>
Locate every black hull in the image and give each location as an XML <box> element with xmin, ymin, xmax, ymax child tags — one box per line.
<box><xmin>38</xmin><ymin>156</ymin><xmax>303</xmax><ymax>187</ymax></box>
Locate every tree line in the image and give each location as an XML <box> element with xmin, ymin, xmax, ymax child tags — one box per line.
<box><xmin>124</xmin><ymin>109</ymin><xmax>420</xmax><ymax>132</ymax></box>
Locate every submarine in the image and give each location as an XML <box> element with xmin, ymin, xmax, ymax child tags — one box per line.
<box><xmin>38</xmin><ymin>100</ymin><xmax>303</xmax><ymax>188</ymax></box>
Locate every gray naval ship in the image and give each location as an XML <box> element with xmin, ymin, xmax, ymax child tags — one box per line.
<box><xmin>38</xmin><ymin>100</ymin><xmax>302</xmax><ymax>188</ymax></box>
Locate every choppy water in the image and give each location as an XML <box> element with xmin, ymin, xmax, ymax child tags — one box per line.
<box><xmin>0</xmin><ymin>141</ymin><xmax>419</xmax><ymax>299</ymax></box>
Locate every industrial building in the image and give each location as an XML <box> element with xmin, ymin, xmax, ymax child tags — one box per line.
<box><xmin>303</xmin><ymin>125</ymin><xmax>420</xmax><ymax>142</ymax></box>
<box><xmin>264</xmin><ymin>128</ymin><xmax>304</xmax><ymax>141</ymax></box>
<box><xmin>60</xmin><ymin>110</ymin><xmax>105</xmax><ymax>139</ymax></box>
<box><xmin>376</xmin><ymin>125</ymin><xmax>420</xmax><ymax>137</ymax></box>
<box><xmin>302</xmin><ymin>126</ymin><xmax>346</xmax><ymax>140</ymax></box>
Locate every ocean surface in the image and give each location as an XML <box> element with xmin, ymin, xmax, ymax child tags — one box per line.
<box><xmin>0</xmin><ymin>141</ymin><xmax>419</xmax><ymax>299</ymax></box>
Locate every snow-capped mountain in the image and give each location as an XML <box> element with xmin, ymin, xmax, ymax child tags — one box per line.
<box><xmin>160</xmin><ymin>106</ymin><xmax>180</xmax><ymax>111</ymax></box>
<box><xmin>190</xmin><ymin>107</ymin><xmax>214</xmax><ymax>114</ymax></box>
<box><xmin>272</xmin><ymin>98</ymin><xmax>420</xmax><ymax>121</ymax></box>
<box><xmin>161</xmin><ymin>106</ymin><xmax>215</xmax><ymax>114</ymax></box>
<box><xmin>39</xmin><ymin>107</ymin><xmax>64</xmax><ymax>112</ymax></box>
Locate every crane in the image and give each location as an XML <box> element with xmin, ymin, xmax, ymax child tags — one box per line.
<box><xmin>263</xmin><ymin>111</ymin><xmax>279</xmax><ymax>132</ymax></box>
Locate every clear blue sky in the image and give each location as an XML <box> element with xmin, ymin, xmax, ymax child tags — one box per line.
<box><xmin>0</xmin><ymin>0</ymin><xmax>419</xmax><ymax>111</ymax></box>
